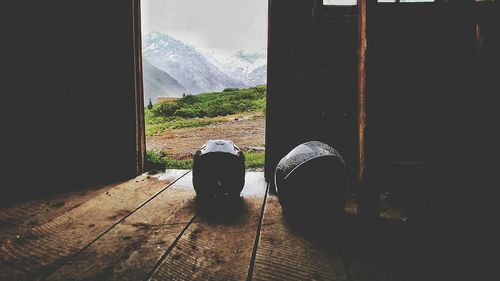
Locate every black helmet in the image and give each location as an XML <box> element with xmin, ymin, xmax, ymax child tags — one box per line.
<box><xmin>192</xmin><ymin>140</ymin><xmax>245</xmax><ymax>199</ymax></box>
<box><xmin>275</xmin><ymin>141</ymin><xmax>347</xmax><ymax>220</ymax></box>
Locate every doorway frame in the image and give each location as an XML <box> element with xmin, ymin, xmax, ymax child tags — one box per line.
<box><xmin>132</xmin><ymin>0</ymin><xmax>146</xmax><ymax>175</ymax></box>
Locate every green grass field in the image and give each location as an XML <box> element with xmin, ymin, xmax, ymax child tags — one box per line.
<box><xmin>145</xmin><ymin>85</ymin><xmax>266</xmax><ymax>137</ymax></box>
<box><xmin>145</xmin><ymin>150</ymin><xmax>265</xmax><ymax>171</ymax></box>
<box><xmin>145</xmin><ymin>86</ymin><xmax>266</xmax><ymax>170</ymax></box>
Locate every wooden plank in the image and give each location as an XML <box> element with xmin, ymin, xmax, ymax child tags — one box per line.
<box><xmin>346</xmin><ymin>257</ymin><xmax>395</xmax><ymax>281</ymax></box>
<box><xmin>0</xmin><ymin>170</ymin><xmax>189</xmax><ymax>281</ymax></box>
<box><xmin>357</xmin><ymin>0</ymin><xmax>379</xmax><ymax>219</ymax></box>
<box><xmin>149</xmin><ymin>172</ymin><xmax>268</xmax><ymax>281</ymax></box>
<box><xmin>0</xmin><ymin>182</ymin><xmax>119</xmax><ymax>246</ymax></box>
<box><xmin>46</xmin><ymin>172</ymin><xmax>196</xmax><ymax>281</ymax></box>
<box><xmin>132</xmin><ymin>0</ymin><xmax>146</xmax><ymax>175</ymax></box>
<box><xmin>251</xmin><ymin>195</ymin><xmax>349</xmax><ymax>281</ymax></box>
<box><xmin>357</xmin><ymin>0</ymin><xmax>367</xmax><ymax>184</ymax></box>
<box><xmin>342</xmin><ymin>224</ymin><xmax>406</xmax><ymax>281</ymax></box>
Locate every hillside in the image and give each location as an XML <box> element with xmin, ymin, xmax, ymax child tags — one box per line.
<box><xmin>142</xmin><ymin>59</ymin><xmax>187</xmax><ymax>103</ymax></box>
<box><xmin>145</xmin><ymin>86</ymin><xmax>266</xmax><ymax>170</ymax></box>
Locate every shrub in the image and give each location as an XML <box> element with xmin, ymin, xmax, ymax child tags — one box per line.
<box><xmin>244</xmin><ymin>151</ymin><xmax>265</xmax><ymax>169</ymax></box>
<box><xmin>150</xmin><ymin>86</ymin><xmax>266</xmax><ymax>119</ymax></box>
<box><xmin>145</xmin><ymin>150</ymin><xmax>167</xmax><ymax>171</ymax></box>
<box><xmin>145</xmin><ymin>150</ymin><xmax>194</xmax><ymax>170</ymax></box>
<box><xmin>163</xmin><ymin>157</ymin><xmax>193</xmax><ymax>169</ymax></box>
<box><xmin>152</xmin><ymin>101</ymin><xmax>181</xmax><ymax>116</ymax></box>
<box><xmin>174</xmin><ymin>107</ymin><xmax>201</xmax><ymax>118</ymax></box>
<box><xmin>180</xmin><ymin>94</ymin><xmax>197</xmax><ymax>104</ymax></box>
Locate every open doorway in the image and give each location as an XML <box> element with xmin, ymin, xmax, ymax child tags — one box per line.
<box><xmin>140</xmin><ymin>0</ymin><xmax>268</xmax><ymax>172</ymax></box>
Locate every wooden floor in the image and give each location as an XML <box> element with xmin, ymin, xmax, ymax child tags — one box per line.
<box><xmin>0</xmin><ymin>170</ymin><xmax>421</xmax><ymax>281</ymax></box>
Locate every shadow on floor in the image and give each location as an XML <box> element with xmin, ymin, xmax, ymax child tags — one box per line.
<box><xmin>194</xmin><ymin>196</ymin><xmax>250</xmax><ymax>225</ymax></box>
<box><xmin>281</xmin><ymin>207</ymin><xmax>496</xmax><ymax>281</ymax></box>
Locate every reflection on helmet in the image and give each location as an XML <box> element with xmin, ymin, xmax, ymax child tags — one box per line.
<box><xmin>275</xmin><ymin>141</ymin><xmax>348</xmax><ymax>221</ymax></box>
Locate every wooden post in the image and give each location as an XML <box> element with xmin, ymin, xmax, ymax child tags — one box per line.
<box><xmin>357</xmin><ymin>0</ymin><xmax>367</xmax><ymax>185</ymax></box>
<box><xmin>132</xmin><ymin>0</ymin><xmax>146</xmax><ymax>175</ymax></box>
<box><xmin>357</xmin><ymin>0</ymin><xmax>379</xmax><ymax>219</ymax></box>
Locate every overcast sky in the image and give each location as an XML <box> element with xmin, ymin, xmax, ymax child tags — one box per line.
<box><xmin>141</xmin><ymin>0</ymin><xmax>268</xmax><ymax>57</ymax></box>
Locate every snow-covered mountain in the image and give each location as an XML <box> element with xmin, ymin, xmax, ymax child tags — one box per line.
<box><xmin>229</xmin><ymin>50</ymin><xmax>267</xmax><ymax>74</ymax></box>
<box><xmin>247</xmin><ymin>64</ymin><xmax>267</xmax><ymax>86</ymax></box>
<box><xmin>142</xmin><ymin>32</ymin><xmax>266</xmax><ymax>100</ymax></box>
<box><xmin>143</xmin><ymin>32</ymin><xmax>246</xmax><ymax>95</ymax></box>
<box><xmin>142</xmin><ymin>59</ymin><xmax>186</xmax><ymax>103</ymax></box>
<box><xmin>206</xmin><ymin>49</ymin><xmax>267</xmax><ymax>87</ymax></box>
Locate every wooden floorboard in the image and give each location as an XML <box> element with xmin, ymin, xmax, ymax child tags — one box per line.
<box><xmin>149</xmin><ymin>172</ymin><xmax>268</xmax><ymax>281</ymax></box>
<box><xmin>251</xmin><ymin>195</ymin><xmax>350</xmax><ymax>281</ymax></box>
<box><xmin>0</xmin><ymin>170</ymin><xmax>188</xmax><ymax>281</ymax></box>
<box><xmin>0</xmin><ymin>181</ymin><xmax>119</xmax><ymax>246</ymax></box>
<box><xmin>0</xmin><ymin>170</ymin><xmax>405</xmax><ymax>280</ymax></box>
<box><xmin>345</xmin><ymin>257</ymin><xmax>394</xmax><ymax>281</ymax></box>
<box><xmin>47</xmin><ymin>172</ymin><xmax>196</xmax><ymax>281</ymax></box>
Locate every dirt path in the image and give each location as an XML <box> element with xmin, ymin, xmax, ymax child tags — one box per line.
<box><xmin>147</xmin><ymin>114</ymin><xmax>265</xmax><ymax>159</ymax></box>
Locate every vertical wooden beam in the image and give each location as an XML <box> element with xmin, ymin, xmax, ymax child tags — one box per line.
<box><xmin>357</xmin><ymin>0</ymin><xmax>380</xmax><ymax>219</ymax></box>
<box><xmin>132</xmin><ymin>0</ymin><xmax>146</xmax><ymax>175</ymax></box>
<box><xmin>264</xmin><ymin>0</ymin><xmax>273</xmax><ymax>183</ymax></box>
<box><xmin>357</xmin><ymin>0</ymin><xmax>367</xmax><ymax>185</ymax></box>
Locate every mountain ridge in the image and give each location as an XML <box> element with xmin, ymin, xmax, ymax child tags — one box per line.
<box><xmin>142</xmin><ymin>59</ymin><xmax>187</xmax><ymax>103</ymax></box>
<box><xmin>142</xmin><ymin>32</ymin><xmax>267</xmax><ymax>102</ymax></box>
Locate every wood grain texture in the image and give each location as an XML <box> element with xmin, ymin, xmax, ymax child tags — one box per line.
<box><xmin>149</xmin><ymin>172</ymin><xmax>268</xmax><ymax>281</ymax></box>
<box><xmin>0</xmin><ymin>182</ymin><xmax>119</xmax><ymax>246</ymax></box>
<box><xmin>132</xmin><ymin>0</ymin><xmax>146</xmax><ymax>175</ymax></box>
<box><xmin>47</xmin><ymin>172</ymin><xmax>196</xmax><ymax>281</ymax></box>
<box><xmin>0</xmin><ymin>170</ymin><xmax>188</xmax><ymax>281</ymax></box>
<box><xmin>357</xmin><ymin>0</ymin><xmax>367</xmax><ymax>183</ymax></box>
<box><xmin>251</xmin><ymin>196</ymin><xmax>349</xmax><ymax>281</ymax></box>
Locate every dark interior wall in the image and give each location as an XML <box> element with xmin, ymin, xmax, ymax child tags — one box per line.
<box><xmin>475</xmin><ymin>1</ymin><xmax>500</xmax><ymax>168</ymax></box>
<box><xmin>368</xmin><ymin>2</ymin><xmax>479</xmax><ymax>165</ymax></box>
<box><xmin>266</xmin><ymin>0</ymin><xmax>499</xmax><ymax>221</ymax></box>
<box><xmin>1</xmin><ymin>0</ymin><xmax>141</xmax><ymax>202</ymax></box>
<box><xmin>266</xmin><ymin>0</ymin><xmax>499</xmax><ymax>182</ymax></box>
<box><xmin>264</xmin><ymin>6</ymin><xmax>499</xmax><ymax>275</ymax></box>
<box><xmin>266</xmin><ymin>0</ymin><xmax>358</xmax><ymax>184</ymax></box>
<box><xmin>366</xmin><ymin>1</ymin><xmax>499</xmax><ymax>215</ymax></box>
